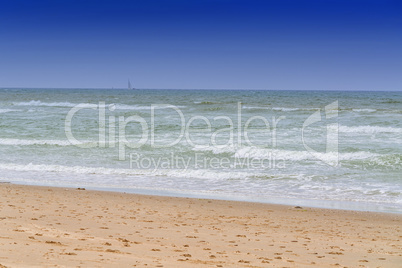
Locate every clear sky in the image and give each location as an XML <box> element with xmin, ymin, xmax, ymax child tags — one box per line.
<box><xmin>0</xmin><ymin>0</ymin><xmax>401</xmax><ymax>90</ymax></box>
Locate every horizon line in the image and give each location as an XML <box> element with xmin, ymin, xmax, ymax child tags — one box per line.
<box><xmin>1</xmin><ymin>87</ymin><xmax>401</xmax><ymax>92</ymax></box>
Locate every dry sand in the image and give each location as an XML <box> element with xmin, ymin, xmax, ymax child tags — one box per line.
<box><xmin>0</xmin><ymin>183</ymin><xmax>401</xmax><ymax>267</ymax></box>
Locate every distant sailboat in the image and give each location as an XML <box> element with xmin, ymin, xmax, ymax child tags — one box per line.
<box><xmin>128</xmin><ymin>79</ymin><xmax>135</xmax><ymax>90</ymax></box>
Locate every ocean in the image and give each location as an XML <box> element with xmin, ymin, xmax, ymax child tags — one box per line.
<box><xmin>0</xmin><ymin>88</ymin><xmax>401</xmax><ymax>213</ymax></box>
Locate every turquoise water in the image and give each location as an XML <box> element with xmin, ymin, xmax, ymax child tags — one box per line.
<box><xmin>0</xmin><ymin>88</ymin><xmax>401</xmax><ymax>212</ymax></box>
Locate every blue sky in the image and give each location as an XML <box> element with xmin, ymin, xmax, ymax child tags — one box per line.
<box><xmin>0</xmin><ymin>0</ymin><xmax>401</xmax><ymax>90</ymax></box>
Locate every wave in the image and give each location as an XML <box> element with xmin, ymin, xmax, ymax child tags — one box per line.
<box><xmin>243</xmin><ymin>107</ymin><xmax>398</xmax><ymax>113</ymax></box>
<box><xmin>13</xmin><ymin>100</ymin><xmax>93</xmax><ymax>108</ymax></box>
<box><xmin>235</xmin><ymin>147</ymin><xmax>379</xmax><ymax>162</ymax></box>
<box><xmin>0</xmin><ymin>138</ymin><xmax>95</xmax><ymax>146</ymax></box>
<box><xmin>242</xmin><ymin>106</ymin><xmax>270</xmax><ymax>110</ymax></box>
<box><xmin>366</xmin><ymin>154</ymin><xmax>402</xmax><ymax>169</ymax></box>
<box><xmin>339</xmin><ymin>125</ymin><xmax>402</xmax><ymax>134</ymax></box>
<box><xmin>192</xmin><ymin>145</ymin><xmax>236</xmax><ymax>155</ymax></box>
<box><xmin>192</xmin><ymin>146</ymin><xmax>379</xmax><ymax>162</ymax></box>
<box><xmin>111</xmin><ymin>104</ymin><xmax>186</xmax><ymax>110</ymax></box>
<box><xmin>341</xmin><ymin>108</ymin><xmax>402</xmax><ymax>113</ymax></box>
<box><xmin>193</xmin><ymin>145</ymin><xmax>400</xmax><ymax>169</ymax></box>
<box><xmin>0</xmin><ymin>109</ymin><xmax>21</xmax><ymax>114</ymax></box>
<box><xmin>12</xmin><ymin>100</ymin><xmax>185</xmax><ymax>110</ymax></box>
<box><xmin>272</xmin><ymin>107</ymin><xmax>302</xmax><ymax>112</ymax></box>
<box><xmin>352</xmin><ymin>109</ymin><xmax>377</xmax><ymax>113</ymax></box>
<box><xmin>0</xmin><ymin>162</ymin><xmax>253</xmax><ymax>181</ymax></box>
<box><xmin>241</xmin><ymin>106</ymin><xmax>319</xmax><ymax>112</ymax></box>
<box><xmin>1</xmin><ymin>162</ymin><xmax>400</xmax><ymax>213</ymax></box>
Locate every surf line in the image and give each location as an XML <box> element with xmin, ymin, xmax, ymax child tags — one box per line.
<box><xmin>64</xmin><ymin>102</ymin><xmax>286</xmax><ymax>160</ymax></box>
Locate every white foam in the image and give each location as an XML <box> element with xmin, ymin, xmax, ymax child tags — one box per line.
<box><xmin>192</xmin><ymin>146</ymin><xmax>378</xmax><ymax>162</ymax></box>
<box><xmin>114</xmin><ymin>104</ymin><xmax>187</xmax><ymax>110</ymax></box>
<box><xmin>369</xmin><ymin>154</ymin><xmax>402</xmax><ymax>168</ymax></box>
<box><xmin>352</xmin><ymin>108</ymin><xmax>377</xmax><ymax>113</ymax></box>
<box><xmin>0</xmin><ymin>109</ymin><xmax>21</xmax><ymax>114</ymax></box>
<box><xmin>12</xmin><ymin>100</ymin><xmax>185</xmax><ymax>110</ymax></box>
<box><xmin>339</xmin><ymin>125</ymin><xmax>402</xmax><ymax>134</ymax></box>
<box><xmin>242</xmin><ymin>106</ymin><xmax>270</xmax><ymax>110</ymax></box>
<box><xmin>235</xmin><ymin>147</ymin><xmax>378</xmax><ymax>161</ymax></box>
<box><xmin>13</xmin><ymin>100</ymin><xmax>94</xmax><ymax>108</ymax></box>
<box><xmin>272</xmin><ymin>107</ymin><xmax>300</xmax><ymax>112</ymax></box>
<box><xmin>192</xmin><ymin>145</ymin><xmax>236</xmax><ymax>154</ymax></box>
<box><xmin>0</xmin><ymin>138</ymin><xmax>95</xmax><ymax>146</ymax></box>
<box><xmin>0</xmin><ymin>162</ymin><xmax>251</xmax><ymax>181</ymax></box>
<box><xmin>0</xmin><ymin>161</ymin><xmax>400</xmax><ymax>211</ymax></box>
<box><xmin>241</xmin><ymin>106</ymin><xmax>317</xmax><ymax>111</ymax></box>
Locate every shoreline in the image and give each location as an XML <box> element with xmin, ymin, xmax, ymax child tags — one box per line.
<box><xmin>4</xmin><ymin>180</ymin><xmax>402</xmax><ymax>215</ymax></box>
<box><xmin>0</xmin><ymin>183</ymin><xmax>401</xmax><ymax>267</ymax></box>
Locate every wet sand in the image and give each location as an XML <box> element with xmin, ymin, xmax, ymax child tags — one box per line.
<box><xmin>0</xmin><ymin>183</ymin><xmax>401</xmax><ymax>267</ymax></box>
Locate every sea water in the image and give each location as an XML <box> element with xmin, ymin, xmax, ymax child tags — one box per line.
<box><xmin>0</xmin><ymin>88</ymin><xmax>401</xmax><ymax>213</ymax></box>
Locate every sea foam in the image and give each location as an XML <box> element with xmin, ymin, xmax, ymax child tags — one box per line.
<box><xmin>0</xmin><ymin>138</ymin><xmax>95</xmax><ymax>146</ymax></box>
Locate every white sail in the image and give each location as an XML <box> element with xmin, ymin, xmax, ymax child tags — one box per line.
<box><xmin>128</xmin><ymin>79</ymin><xmax>135</xmax><ymax>90</ymax></box>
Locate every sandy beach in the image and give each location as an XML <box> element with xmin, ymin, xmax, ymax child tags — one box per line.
<box><xmin>0</xmin><ymin>184</ymin><xmax>401</xmax><ymax>267</ymax></box>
